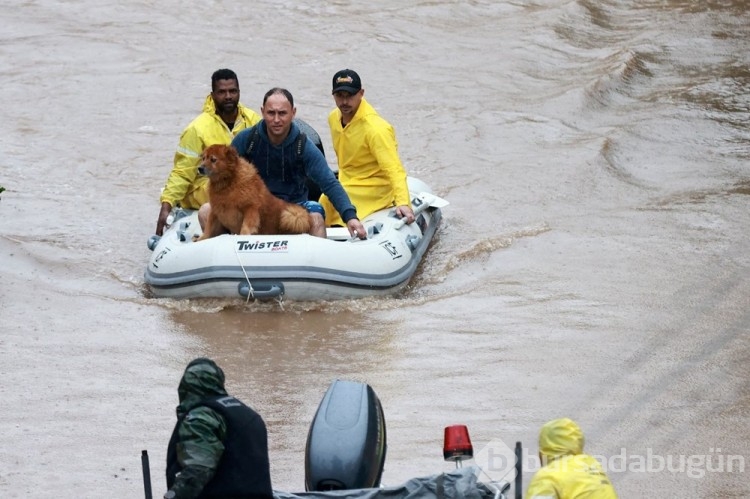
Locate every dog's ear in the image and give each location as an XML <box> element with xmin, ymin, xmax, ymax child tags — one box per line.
<box><xmin>227</xmin><ymin>145</ymin><xmax>239</xmax><ymax>162</ymax></box>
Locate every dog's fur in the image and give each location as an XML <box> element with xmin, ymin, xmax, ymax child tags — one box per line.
<box><xmin>195</xmin><ymin>144</ymin><xmax>312</xmax><ymax>240</ymax></box>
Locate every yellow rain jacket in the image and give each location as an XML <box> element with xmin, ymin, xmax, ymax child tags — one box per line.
<box><xmin>320</xmin><ymin>98</ymin><xmax>411</xmax><ymax>226</ymax></box>
<box><xmin>159</xmin><ymin>95</ymin><xmax>261</xmax><ymax>209</ymax></box>
<box><xmin>526</xmin><ymin>418</ymin><xmax>618</xmax><ymax>499</ymax></box>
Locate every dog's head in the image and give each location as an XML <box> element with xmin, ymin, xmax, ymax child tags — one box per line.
<box><xmin>198</xmin><ymin>144</ymin><xmax>239</xmax><ymax>178</ymax></box>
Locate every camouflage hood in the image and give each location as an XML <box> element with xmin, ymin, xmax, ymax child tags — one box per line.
<box><xmin>176</xmin><ymin>358</ymin><xmax>228</xmax><ymax>417</ymax></box>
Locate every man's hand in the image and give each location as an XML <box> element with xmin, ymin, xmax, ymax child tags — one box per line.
<box><xmin>156</xmin><ymin>202</ymin><xmax>173</xmax><ymax>236</ymax></box>
<box><xmin>346</xmin><ymin>218</ymin><xmax>367</xmax><ymax>239</ymax></box>
<box><xmin>395</xmin><ymin>205</ymin><xmax>415</xmax><ymax>224</ymax></box>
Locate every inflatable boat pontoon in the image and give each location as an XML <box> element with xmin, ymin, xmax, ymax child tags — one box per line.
<box><xmin>144</xmin><ymin>177</ymin><xmax>447</xmax><ymax>301</ymax></box>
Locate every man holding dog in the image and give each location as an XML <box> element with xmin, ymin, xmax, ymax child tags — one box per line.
<box><xmin>227</xmin><ymin>87</ymin><xmax>367</xmax><ymax>239</ymax></box>
<box><xmin>321</xmin><ymin>69</ymin><xmax>415</xmax><ymax>227</ymax></box>
<box><xmin>155</xmin><ymin>69</ymin><xmax>261</xmax><ymax>237</ymax></box>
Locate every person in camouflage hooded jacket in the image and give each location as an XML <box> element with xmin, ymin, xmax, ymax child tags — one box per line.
<box><xmin>164</xmin><ymin>358</ymin><xmax>273</xmax><ymax>499</ymax></box>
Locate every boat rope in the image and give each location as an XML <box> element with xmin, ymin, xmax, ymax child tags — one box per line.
<box><xmin>233</xmin><ymin>242</ymin><xmax>284</xmax><ymax>309</ymax></box>
<box><xmin>234</xmin><ymin>243</ymin><xmax>254</xmax><ymax>303</ymax></box>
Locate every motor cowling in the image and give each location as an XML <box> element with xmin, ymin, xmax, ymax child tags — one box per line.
<box><xmin>304</xmin><ymin>380</ymin><xmax>387</xmax><ymax>491</ymax></box>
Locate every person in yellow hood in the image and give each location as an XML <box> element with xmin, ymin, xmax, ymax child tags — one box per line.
<box><xmin>155</xmin><ymin>69</ymin><xmax>261</xmax><ymax>236</ymax></box>
<box><xmin>320</xmin><ymin>69</ymin><xmax>415</xmax><ymax>227</ymax></box>
<box><xmin>526</xmin><ymin>418</ymin><xmax>618</xmax><ymax>499</ymax></box>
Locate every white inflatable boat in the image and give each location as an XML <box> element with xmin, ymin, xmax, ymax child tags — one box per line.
<box><xmin>144</xmin><ymin>178</ymin><xmax>447</xmax><ymax>301</ymax></box>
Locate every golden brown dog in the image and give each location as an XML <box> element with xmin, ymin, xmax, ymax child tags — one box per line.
<box><xmin>195</xmin><ymin>144</ymin><xmax>312</xmax><ymax>240</ymax></box>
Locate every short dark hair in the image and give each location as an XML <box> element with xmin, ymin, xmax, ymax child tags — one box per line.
<box><xmin>263</xmin><ymin>87</ymin><xmax>294</xmax><ymax>108</ymax></box>
<box><xmin>211</xmin><ymin>69</ymin><xmax>238</xmax><ymax>90</ymax></box>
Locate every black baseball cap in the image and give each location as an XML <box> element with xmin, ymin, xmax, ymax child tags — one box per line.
<box><xmin>332</xmin><ymin>69</ymin><xmax>362</xmax><ymax>94</ymax></box>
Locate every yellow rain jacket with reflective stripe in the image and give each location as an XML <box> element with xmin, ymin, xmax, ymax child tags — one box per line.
<box><xmin>526</xmin><ymin>454</ymin><xmax>617</xmax><ymax>499</ymax></box>
<box><xmin>526</xmin><ymin>418</ymin><xmax>617</xmax><ymax>499</ymax></box>
<box><xmin>160</xmin><ymin>96</ymin><xmax>261</xmax><ymax>209</ymax></box>
<box><xmin>320</xmin><ymin>98</ymin><xmax>410</xmax><ymax>226</ymax></box>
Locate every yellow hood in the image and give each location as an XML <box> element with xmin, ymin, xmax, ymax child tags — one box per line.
<box><xmin>539</xmin><ymin>418</ymin><xmax>585</xmax><ymax>461</ymax></box>
<box><xmin>202</xmin><ymin>94</ymin><xmax>217</xmax><ymax>114</ymax></box>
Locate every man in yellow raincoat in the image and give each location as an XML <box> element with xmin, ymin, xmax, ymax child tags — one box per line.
<box><xmin>155</xmin><ymin>69</ymin><xmax>261</xmax><ymax>236</ymax></box>
<box><xmin>320</xmin><ymin>69</ymin><xmax>415</xmax><ymax>227</ymax></box>
<box><xmin>526</xmin><ymin>418</ymin><xmax>618</xmax><ymax>499</ymax></box>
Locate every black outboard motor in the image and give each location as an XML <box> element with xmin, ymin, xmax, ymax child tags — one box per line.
<box><xmin>304</xmin><ymin>380</ymin><xmax>387</xmax><ymax>491</ymax></box>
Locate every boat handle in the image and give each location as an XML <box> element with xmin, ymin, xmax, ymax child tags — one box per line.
<box><xmin>147</xmin><ymin>235</ymin><xmax>161</xmax><ymax>251</ymax></box>
<box><xmin>237</xmin><ymin>282</ymin><xmax>284</xmax><ymax>299</ymax></box>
